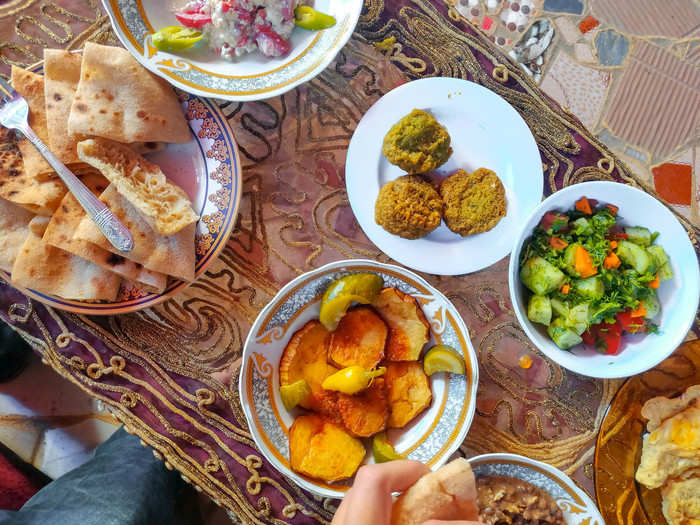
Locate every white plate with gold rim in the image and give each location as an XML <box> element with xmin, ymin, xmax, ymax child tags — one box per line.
<box><xmin>238</xmin><ymin>259</ymin><xmax>479</xmax><ymax>498</ymax></box>
<box><xmin>469</xmin><ymin>453</ymin><xmax>604</xmax><ymax>525</ymax></box>
<box><xmin>102</xmin><ymin>0</ymin><xmax>362</xmax><ymax>101</ymax></box>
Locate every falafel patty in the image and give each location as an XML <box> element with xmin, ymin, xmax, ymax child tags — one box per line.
<box><xmin>439</xmin><ymin>168</ymin><xmax>506</xmax><ymax>236</ymax></box>
<box><xmin>375</xmin><ymin>175</ymin><xmax>443</xmax><ymax>240</ymax></box>
<box><xmin>382</xmin><ymin>109</ymin><xmax>452</xmax><ymax>174</ymax></box>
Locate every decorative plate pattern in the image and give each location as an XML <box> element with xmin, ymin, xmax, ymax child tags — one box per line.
<box><xmin>239</xmin><ymin>259</ymin><xmax>479</xmax><ymax>499</ymax></box>
<box><xmin>102</xmin><ymin>0</ymin><xmax>363</xmax><ymax>101</ymax></box>
<box><xmin>470</xmin><ymin>453</ymin><xmax>605</xmax><ymax>525</ymax></box>
<box><xmin>0</xmin><ymin>62</ymin><xmax>242</xmax><ymax>315</ymax></box>
<box><xmin>594</xmin><ymin>340</ymin><xmax>700</xmax><ymax>525</ymax></box>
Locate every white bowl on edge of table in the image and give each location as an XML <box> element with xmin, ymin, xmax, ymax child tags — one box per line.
<box><xmin>469</xmin><ymin>453</ymin><xmax>604</xmax><ymax>525</ymax></box>
<box><xmin>508</xmin><ymin>181</ymin><xmax>700</xmax><ymax>379</ymax></box>
<box><xmin>238</xmin><ymin>259</ymin><xmax>479</xmax><ymax>498</ymax></box>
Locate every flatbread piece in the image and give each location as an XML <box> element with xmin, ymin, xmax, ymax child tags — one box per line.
<box><xmin>12</xmin><ymin>216</ymin><xmax>121</xmax><ymax>301</ymax></box>
<box><xmin>73</xmin><ymin>184</ymin><xmax>195</xmax><ymax>282</ymax></box>
<box><xmin>43</xmin><ymin>173</ymin><xmax>168</xmax><ymax>293</ymax></box>
<box><xmin>77</xmin><ymin>138</ymin><xmax>198</xmax><ymax>235</ymax></box>
<box><xmin>68</xmin><ymin>42</ymin><xmax>191</xmax><ymax>144</ymax></box>
<box><xmin>10</xmin><ymin>66</ymin><xmax>54</xmax><ymax>180</ymax></box>
<box><xmin>0</xmin><ymin>197</ymin><xmax>34</xmax><ymax>272</ymax></box>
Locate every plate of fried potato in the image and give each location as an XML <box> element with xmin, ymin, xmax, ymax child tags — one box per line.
<box><xmin>239</xmin><ymin>259</ymin><xmax>479</xmax><ymax>498</ymax></box>
<box><xmin>0</xmin><ymin>43</ymin><xmax>241</xmax><ymax>314</ymax></box>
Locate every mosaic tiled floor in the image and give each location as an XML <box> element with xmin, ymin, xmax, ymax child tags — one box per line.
<box><xmin>456</xmin><ymin>0</ymin><xmax>699</xmax><ymax>225</ymax></box>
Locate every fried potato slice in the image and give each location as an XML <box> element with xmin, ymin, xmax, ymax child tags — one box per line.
<box><xmin>289</xmin><ymin>414</ymin><xmax>366</xmax><ymax>482</ymax></box>
<box><xmin>373</xmin><ymin>288</ymin><xmax>430</xmax><ymax>361</ymax></box>
<box><xmin>337</xmin><ymin>378</ymin><xmax>389</xmax><ymax>437</ymax></box>
<box><xmin>385</xmin><ymin>362</ymin><xmax>432</xmax><ymax>428</ymax></box>
<box><xmin>279</xmin><ymin>320</ymin><xmax>337</xmax><ymax>411</ymax></box>
<box><xmin>328</xmin><ymin>306</ymin><xmax>387</xmax><ymax>369</ymax></box>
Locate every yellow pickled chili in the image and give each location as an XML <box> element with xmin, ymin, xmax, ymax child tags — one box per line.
<box><xmin>294</xmin><ymin>5</ymin><xmax>336</xmax><ymax>30</ymax></box>
<box><xmin>152</xmin><ymin>26</ymin><xmax>203</xmax><ymax>52</ymax></box>
<box><xmin>372</xmin><ymin>432</ymin><xmax>405</xmax><ymax>463</ymax></box>
<box><xmin>321</xmin><ymin>365</ymin><xmax>386</xmax><ymax>395</ymax></box>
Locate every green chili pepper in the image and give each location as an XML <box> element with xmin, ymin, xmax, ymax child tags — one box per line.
<box><xmin>151</xmin><ymin>26</ymin><xmax>203</xmax><ymax>52</ymax></box>
<box><xmin>294</xmin><ymin>5</ymin><xmax>336</xmax><ymax>30</ymax></box>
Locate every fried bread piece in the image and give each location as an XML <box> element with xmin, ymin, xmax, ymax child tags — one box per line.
<box><xmin>337</xmin><ymin>378</ymin><xmax>389</xmax><ymax>437</ymax></box>
<box><xmin>289</xmin><ymin>414</ymin><xmax>366</xmax><ymax>482</ymax></box>
<box><xmin>636</xmin><ymin>385</ymin><xmax>700</xmax><ymax>489</ymax></box>
<box><xmin>328</xmin><ymin>306</ymin><xmax>387</xmax><ymax>370</ymax></box>
<box><xmin>384</xmin><ymin>362</ymin><xmax>432</xmax><ymax>428</ymax></box>
<box><xmin>279</xmin><ymin>320</ymin><xmax>337</xmax><ymax>411</ymax></box>
<box><xmin>661</xmin><ymin>471</ymin><xmax>700</xmax><ymax>525</ymax></box>
<box><xmin>373</xmin><ymin>288</ymin><xmax>430</xmax><ymax>361</ymax></box>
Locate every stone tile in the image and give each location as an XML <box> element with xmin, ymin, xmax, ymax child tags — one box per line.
<box><xmin>591</xmin><ymin>0</ymin><xmax>700</xmax><ymax>38</ymax></box>
<box><xmin>574</xmin><ymin>41</ymin><xmax>596</xmax><ymax>62</ymax></box>
<box><xmin>0</xmin><ymin>423</ymin><xmax>41</xmax><ymax>465</ymax></box>
<box><xmin>540</xmin><ymin>51</ymin><xmax>611</xmax><ymax>129</ymax></box>
<box><xmin>543</xmin><ymin>0</ymin><xmax>583</xmax><ymax>15</ymax></box>
<box><xmin>595</xmin><ymin>29</ymin><xmax>630</xmax><ymax>66</ymax></box>
<box><xmin>653</xmin><ymin>162</ymin><xmax>692</xmax><ymax>205</ymax></box>
<box><xmin>553</xmin><ymin>16</ymin><xmax>581</xmax><ymax>44</ymax></box>
<box><xmin>37</xmin><ymin>419</ymin><xmax>118</xmax><ymax>479</ymax></box>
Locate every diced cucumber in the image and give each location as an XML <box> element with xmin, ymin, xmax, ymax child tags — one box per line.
<box><xmin>550</xmin><ymin>298</ymin><xmax>569</xmax><ymax>318</ymax></box>
<box><xmin>572</xmin><ymin>217</ymin><xmax>592</xmax><ymax>236</ymax></box>
<box><xmin>573</xmin><ymin>276</ymin><xmax>604</xmax><ymax>300</ymax></box>
<box><xmin>647</xmin><ymin>245</ymin><xmax>669</xmax><ymax>267</ymax></box>
<box><xmin>617</xmin><ymin>240</ymin><xmax>651</xmax><ymax>273</ymax></box>
<box><xmin>547</xmin><ymin>318</ymin><xmax>583</xmax><ymax>350</ymax></box>
<box><xmin>641</xmin><ymin>293</ymin><xmax>660</xmax><ymax>319</ymax></box>
<box><xmin>528</xmin><ymin>295</ymin><xmax>552</xmax><ymax>325</ymax></box>
<box><xmin>562</xmin><ymin>243</ymin><xmax>580</xmax><ymax>277</ymax></box>
<box><xmin>520</xmin><ymin>257</ymin><xmax>566</xmax><ymax>296</ymax></box>
<box><xmin>625</xmin><ymin>226</ymin><xmax>652</xmax><ymax>247</ymax></box>
<box><xmin>567</xmin><ymin>303</ymin><xmax>589</xmax><ymax>335</ymax></box>
<box><xmin>658</xmin><ymin>262</ymin><xmax>673</xmax><ymax>281</ymax></box>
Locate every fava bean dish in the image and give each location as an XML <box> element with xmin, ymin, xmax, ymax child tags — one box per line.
<box><xmin>519</xmin><ymin>197</ymin><xmax>672</xmax><ymax>354</ymax></box>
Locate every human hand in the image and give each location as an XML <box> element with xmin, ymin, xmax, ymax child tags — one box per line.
<box><xmin>331</xmin><ymin>461</ymin><xmax>483</xmax><ymax>525</ymax></box>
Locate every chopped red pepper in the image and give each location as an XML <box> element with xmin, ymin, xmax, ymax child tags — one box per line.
<box><xmin>539</xmin><ymin>212</ymin><xmax>568</xmax><ymax>232</ymax></box>
<box><xmin>575</xmin><ymin>196</ymin><xmax>592</xmax><ymax>214</ymax></box>
<box><xmin>606</xmin><ymin>203</ymin><xmax>619</xmax><ymax>216</ymax></box>
<box><xmin>549</xmin><ymin>236</ymin><xmax>568</xmax><ymax>250</ymax></box>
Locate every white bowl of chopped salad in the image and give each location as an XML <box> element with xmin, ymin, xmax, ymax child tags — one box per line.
<box><xmin>508</xmin><ymin>181</ymin><xmax>700</xmax><ymax>379</ymax></box>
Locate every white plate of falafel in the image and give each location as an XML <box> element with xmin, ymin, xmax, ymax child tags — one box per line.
<box><xmin>345</xmin><ymin>77</ymin><xmax>543</xmax><ymax>275</ymax></box>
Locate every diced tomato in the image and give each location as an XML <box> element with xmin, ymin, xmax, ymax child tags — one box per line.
<box><xmin>581</xmin><ymin>328</ymin><xmax>596</xmax><ymax>347</ymax></box>
<box><xmin>606</xmin><ymin>203</ymin><xmax>619</xmax><ymax>216</ymax></box>
<box><xmin>255</xmin><ymin>24</ymin><xmax>291</xmax><ymax>56</ymax></box>
<box><xmin>575</xmin><ymin>196</ymin><xmax>592</xmax><ymax>214</ymax></box>
<box><xmin>539</xmin><ymin>212</ymin><xmax>568</xmax><ymax>231</ymax></box>
<box><xmin>175</xmin><ymin>10</ymin><xmax>212</xmax><ymax>28</ymax></box>
<box><xmin>617</xmin><ymin>311</ymin><xmax>646</xmax><ymax>334</ymax></box>
<box><xmin>549</xmin><ymin>236</ymin><xmax>568</xmax><ymax>250</ymax></box>
<box><xmin>602</xmin><ymin>332</ymin><xmax>622</xmax><ymax>355</ymax></box>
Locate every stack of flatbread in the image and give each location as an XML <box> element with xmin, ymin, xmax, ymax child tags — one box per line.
<box><xmin>0</xmin><ymin>43</ymin><xmax>199</xmax><ymax>302</ymax></box>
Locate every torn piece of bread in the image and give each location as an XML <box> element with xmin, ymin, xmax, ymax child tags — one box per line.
<box><xmin>77</xmin><ymin>138</ymin><xmax>198</xmax><ymax>235</ymax></box>
<box><xmin>391</xmin><ymin>458</ymin><xmax>479</xmax><ymax>525</ymax></box>
<box><xmin>12</xmin><ymin>216</ymin><xmax>121</xmax><ymax>301</ymax></box>
<box><xmin>0</xmin><ymin>197</ymin><xmax>35</xmax><ymax>273</ymax></box>
<box><xmin>73</xmin><ymin>184</ymin><xmax>195</xmax><ymax>282</ymax></box>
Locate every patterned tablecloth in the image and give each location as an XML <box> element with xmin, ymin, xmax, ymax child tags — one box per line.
<box><xmin>0</xmin><ymin>0</ymin><xmax>698</xmax><ymax>523</ymax></box>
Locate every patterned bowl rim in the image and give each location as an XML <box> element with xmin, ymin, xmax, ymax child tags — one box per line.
<box><xmin>238</xmin><ymin>258</ymin><xmax>480</xmax><ymax>498</ymax></box>
<box><xmin>469</xmin><ymin>452</ymin><xmax>605</xmax><ymax>524</ymax></box>
<box><xmin>102</xmin><ymin>0</ymin><xmax>363</xmax><ymax>101</ymax></box>
<box><xmin>0</xmin><ymin>60</ymin><xmax>242</xmax><ymax>315</ymax></box>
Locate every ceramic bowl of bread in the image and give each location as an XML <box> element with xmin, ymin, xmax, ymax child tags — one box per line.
<box><xmin>0</xmin><ymin>43</ymin><xmax>241</xmax><ymax>314</ymax></box>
